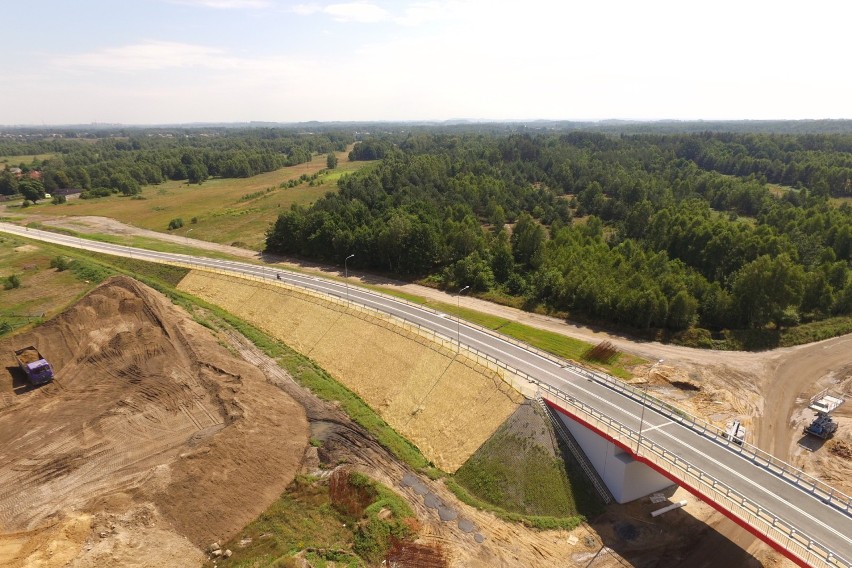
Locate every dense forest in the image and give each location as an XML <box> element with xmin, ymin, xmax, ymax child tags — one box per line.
<box><xmin>0</xmin><ymin>128</ymin><xmax>351</xmax><ymax>199</ymax></box>
<box><xmin>266</xmin><ymin>131</ymin><xmax>852</xmax><ymax>338</ymax></box>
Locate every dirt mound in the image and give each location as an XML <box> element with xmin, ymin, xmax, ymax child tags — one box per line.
<box><xmin>0</xmin><ymin>276</ymin><xmax>309</xmax><ymax>564</ymax></box>
<box><xmin>828</xmin><ymin>439</ymin><xmax>852</xmax><ymax>460</ymax></box>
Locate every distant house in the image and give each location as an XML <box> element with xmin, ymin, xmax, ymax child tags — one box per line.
<box><xmin>8</xmin><ymin>168</ymin><xmax>41</xmax><ymax>180</ymax></box>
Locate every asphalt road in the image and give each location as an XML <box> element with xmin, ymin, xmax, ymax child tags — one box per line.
<box><xmin>3</xmin><ymin>223</ymin><xmax>851</xmax><ymax>567</ymax></box>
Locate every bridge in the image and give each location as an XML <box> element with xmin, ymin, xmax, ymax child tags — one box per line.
<box><xmin>2</xmin><ymin>222</ymin><xmax>851</xmax><ymax>567</ymax></box>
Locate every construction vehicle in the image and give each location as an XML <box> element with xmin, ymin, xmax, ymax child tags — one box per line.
<box><xmin>723</xmin><ymin>420</ymin><xmax>746</xmax><ymax>445</ymax></box>
<box><xmin>14</xmin><ymin>346</ymin><xmax>54</xmax><ymax>386</ymax></box>
<box><xmin>803</xmin><ymin>390</ymin><xmax>843</xmax><ymax>440</ymax></box>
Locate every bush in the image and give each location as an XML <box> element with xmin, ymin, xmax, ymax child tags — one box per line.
<box><xmin>51</xmin><ymin>194</ymin><xmax>67</xmax><ymax>205</ymax></box>
<box><xmin>672</xmin><ymin>327</ymin><xmax>714</xmax><ymax>348</ymax></box>
<box><xmin>3</xmin><ymin>274</ymin><xmax>21</xmax><ymax>289</ymax></box>
<box><xmin>69</xmin><ymin>259</ymin><xmax>112</xmax><ymax>284</ymax></box>
<box><xmin>190</xmin><ymin>216</ymin><xmax>198</xmax><ymax>224</ymax></box>
<box><xmin>50</xmin><ymin>256</ymin><xmax>72</xmax><ymax>271</ymax></box>
<box><xmin>582</xmin><ymin>340</ymin><xmax>619</xmax><ymax>363</ymax></box>
<box><xmin>168</xmin><ymin>218</ymin><xmax>184</xmax><ymax>230</ymax></box>
<box><xmin>80</xmin><ymin>187</ymin><xmax>112</xmax><ymax>199</ymax></box>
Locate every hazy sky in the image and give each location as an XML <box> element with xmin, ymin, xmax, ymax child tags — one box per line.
<box><xmin>2</xmin><ymin>0</ymin><xmax>849</xmax><ymax>125</ymax></box>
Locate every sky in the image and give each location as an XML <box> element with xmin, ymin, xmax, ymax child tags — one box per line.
<box><xmin>1</xmin><ymin>0</ymin><xmax>849</xmax><ymax>125</ymax></box>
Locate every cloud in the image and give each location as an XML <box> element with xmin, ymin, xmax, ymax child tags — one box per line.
<box><xmin>57</xmin><ymin>41</ymin><xmax>232</xmax><ymax>72</ymax></box>
<box><xmin>288</xmin><ymin>1</ymin><xmax>474</xmax><ymax>27</ymax></box>
<box><xmin>291</xmin><ymin>2</ymin><xmax>386</xmax><ymax>21</ymax></box>
<box><xmin>168</xmin><ymin>0</ymin><xmax>272</xmax><ymax>8</ymax></box>
<box><xmin>323</xmin><ymin>2</ymin><xmax>389</xmax><ymax>22</ymax></box>
<box><xmin>290</xmin><ymin>2</ymin><xmax>322</xmax><ymax>15</ymax></box>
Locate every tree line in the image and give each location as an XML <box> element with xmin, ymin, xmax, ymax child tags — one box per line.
<box><xmin>0</xmin><ymin>128</ymin><xmax>352</xmax><ymax>199</ymax></box>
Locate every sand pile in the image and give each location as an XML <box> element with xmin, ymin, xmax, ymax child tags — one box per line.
<box><xmin>0</xmin><ymin>276</ymin><xmax>308</xmax><ymax>566</ymax></box>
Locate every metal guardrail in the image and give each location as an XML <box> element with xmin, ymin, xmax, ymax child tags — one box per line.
<box><xmin>2</xmin><ymin>225</ymin><xmax>850</xmax><ymax>568</ymax></box>
<box><xmin>537</xmin><ymin>396</ymin><xmax>613</xmax><ymax>505</ymax></box>
<box><xmin>535</xmin><ymin>382</ymin><xmax>851</xmax><ymax>568</ymax></box>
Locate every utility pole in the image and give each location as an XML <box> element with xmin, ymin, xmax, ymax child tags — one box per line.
<box><xmin>637</xmin><ymin>359</ymin><xmax>663</xmax><ymax>453</ymax></box>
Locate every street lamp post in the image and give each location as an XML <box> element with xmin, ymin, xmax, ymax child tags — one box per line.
<box><xmin>457</xmin><ymin>285</ymin><xmax>470</xmax><ymax>352</ymax></box>
<box><xmin>637</xmin><ymin>359</ymin><xmax>663</xmax><ymax>453</ymax></box>
<box><xmin>345</xmin><ymin>254</ymin><xmax>355</xmax><ymax>305</ymax></box>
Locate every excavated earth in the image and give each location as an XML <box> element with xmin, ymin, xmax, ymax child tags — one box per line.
<box><xmin>0</xmin><ymin>276</ymin><xmax>309</xmax><ymax>567</ymax></box>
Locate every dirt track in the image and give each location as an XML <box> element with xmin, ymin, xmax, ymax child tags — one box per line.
<box><xmin>0</xmin><ymin>276</ymin><xmax>309</xmax><ymax>566</ymax></box>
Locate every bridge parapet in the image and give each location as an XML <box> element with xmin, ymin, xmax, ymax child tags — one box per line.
<box><xmin>540</xmin><ymin>384</ymin><xmax>850</xmax><ymax>568</ymax></box>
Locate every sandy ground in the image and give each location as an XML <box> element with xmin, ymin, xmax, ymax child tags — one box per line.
<box><xmin>0</xmin><ymin>277</ymin><xmax>309</xmax><ymax>567</ymax></box>
<box><xmin>9</xmin><ymin>214</ymin><xmax>852</xmax><ymax>566</ymax></box>
<box><xmin>178</xmin><ymin>270</ymin><xmax>524</xmax><ymax>472</ymax></box>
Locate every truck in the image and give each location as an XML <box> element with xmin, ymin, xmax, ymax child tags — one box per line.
<box><xmin>803</xmin><ymin>391</ymin><xmax>843</xmax><ymax>440</ymax></box>
<box><xmin>723</xmin><ymin>420</ymin><xmax>746</xmax><ymax>445</ymax></box>
<box><xmin>14</xmin><ymin>346</ymin><xmax>54</xmax><ymax>386</ymax></box>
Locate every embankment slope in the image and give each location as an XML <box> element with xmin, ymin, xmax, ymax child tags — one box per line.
<box><xmin>177</xmin><ymin>270</ymin><xmax>524</xmax><ymax>472</ymax></box>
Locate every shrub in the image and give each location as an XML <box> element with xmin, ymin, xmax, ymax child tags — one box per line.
<box><xmin>3</xmin><ymin>274</ymin><xmax>21</xmax><ymax>289</ymax></box>
<box><xmin>168</xmin><ymin>218</ymin><xmax>184</xmax><ymax>230</ymax></box>
<box><xmin>51</xmin><ymin>194</ymin><xmax>67</xmax><ymax>205</ymax></box>
<box><xmin>50</xmin><ymin>256</ymin><xmax>72</xmax><ymax>271</ymax></box>
<box><xmin>80</xmin><ymin>187</ymin><xmax>114</xmax><ymax>199</ymax></box>
<box><xmin>69</xmin><ymin>259</ymin><xmax>112</xmax><ymax>284</ymax></box>
<box><xmin>582</xmin><ymin>340</ymin><xmax>619</xmax><ymax>363</ymax></box>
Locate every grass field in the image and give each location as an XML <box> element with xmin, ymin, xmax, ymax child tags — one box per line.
<box><xmin>0</xmin><ymin>235</ymin><xmax>93</xmax><ymax>335</ymax></box>
<box><xmin>19</xmin><ymin>148</ymin><xmax>369</xmax><ymax>250</ymax></box>
<box><xmin>0</xmin><ymin>153</ymin><xmax>56</xmax><ymax>167</ymax></box>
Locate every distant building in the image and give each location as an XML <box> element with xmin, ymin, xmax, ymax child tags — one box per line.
<box><xmin>8</xmin><ymin>168</ymin><xmax>41</xmax><ymax>180</ymax></box>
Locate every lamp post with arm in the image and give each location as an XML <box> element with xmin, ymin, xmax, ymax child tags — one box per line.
<box><xmin>637</xmin><ymin>359</ymin><xmax>663</xmax><ymax>454</ymax></box>
<box><xmin>457</xmin><ymin>285</ymin><xmax>470</xmax><ymax>352</ymax></box>
<box><xmin>345</xmin><ymin>254</ymin><xmax>355</xmax><ymax>305</ymax></box>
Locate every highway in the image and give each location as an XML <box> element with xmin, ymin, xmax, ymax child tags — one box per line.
<box><xmin>2</xmin><ymin>222</ymin><xmax>851</xmax><ymax>567</ymax></box>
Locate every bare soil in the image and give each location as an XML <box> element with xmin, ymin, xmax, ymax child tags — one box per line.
<box><xmin>0</xmin><ymin>276</ymin><xmax>309</xmax><ymax>567</ymax></box>
<box><xmin>178</xmin><ymin>270</ymin><xmax>524</xmax><ymax>472</ymax></box>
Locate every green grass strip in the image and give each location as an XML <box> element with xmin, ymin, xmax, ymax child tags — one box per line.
<box><xmin>445</xmin><ymin>478</ymin><xmax>584</xmax><ymax>531</ymax></box>
<box><xmin>362</xmin><ymin>285</ymin><xmax>642</xmax><ymax>379</ymax></box>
